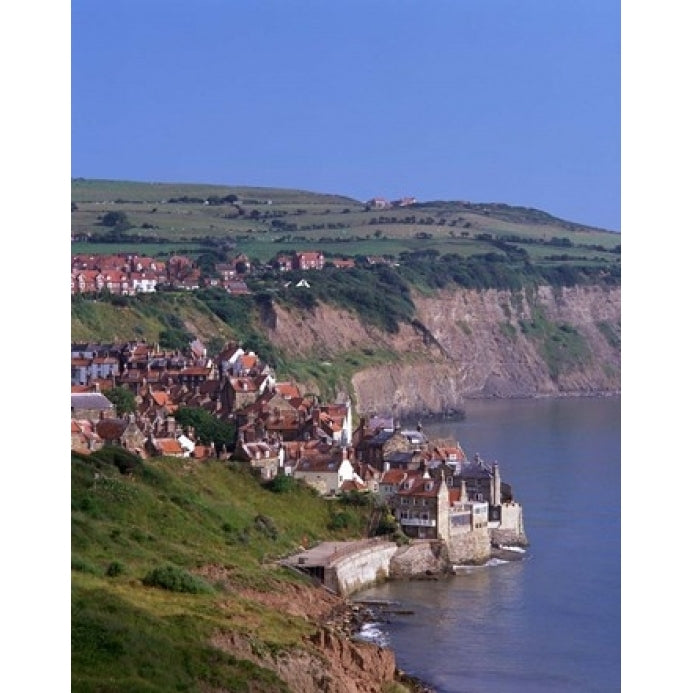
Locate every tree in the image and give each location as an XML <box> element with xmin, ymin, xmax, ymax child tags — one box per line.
<box><xmin>174</xmin><ymin>407</ymin><xmax>236</xmax><ymax>450</ymax></box>
<box><xmin>101</xmin><ymin>211</ymin><xmax>132</xmax><ymax>232</ymax></box>
<box><xmin>104</xmin><ymin>386</ymin><xmax>136</xmax><ymax>417</ymax></box>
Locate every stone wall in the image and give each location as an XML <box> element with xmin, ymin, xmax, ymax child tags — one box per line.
<box><xmin>388</xmin><ymin>540</ymin><xmax>449</xmax><ymax>578</ymax></box>
<box><xmin>447</xmin><ymin>528</ymin><xmax>492</xmax><ymax>565</ymax></box>
<box><xmin>490</xmin><ymin>502</ymin><xmax>528</xmax><ymax>547</ymax></box>
<box><xmin>325</xmin><ymin>543</ymin><xmax>399</xmax><ymax>596</ymax></box>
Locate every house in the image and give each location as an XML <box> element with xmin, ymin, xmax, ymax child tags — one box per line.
<box><xmin>313</xmin><ymin>401</ymin><xmax>353</xmax><ymax>446</ymax></box>
<box><xmin>274</xmin><ymin>254</ymin><xmax>294</xmax><ymax>272</ymax></box>
<box><xmin>378</xmin><ymin>468</ymin><xmax>410</xmax><ymax>502</ymax></box>
<box><xmin>147</xmin><ymin>436</ymin><xmax>186</xmax><ymax>458</ymax></box>
<box><xmin>294</xmin><ymin>251</ymin><xmax>324</xmax><ymax>271</ymax></box>
<box><xmin>292</xmin><ymin>446</ymin><xmax>360</xmax><ymax>496</ymax></box>
<box><xmin>393</xmin><ymin>197</ymin><xmax>417</xmax><ymax>207</ymax></box>
<box><xmin>358</xmin><ymin>426</ymin><xmax>425</xmax><ymax>471</ymax></box>
<box><xmin>367</xmin><ymin>197</ymin><xmax>392</xmax><ymax>210</ymax></box>
<box><xmin>295</xmin><ymin>279</ymin><xmax>311</xmax><ymax>288</ymax></box>
<box><xmin>130</xmin><ymin>271</ymin><xmax>158</xmax><ymax>293</ymax></box>
<box><xmin>71</xmin><ymin>419</ymin><xmax>103</xmax><ymax>454</ymax></box>
<box><xmin>236</xmin><ymin>440</ymin><xmax>283</xmax><ymax>480</ymax></box>
<box><xmin>71</xmin><ymin>392</ymin><xmax>115</xmax><ymax>422</ymax></box>
<box><xmin>329</xmin><ymin>258</ymin><xmax>356</xmax><ymax>269</ymax></box>
<box><xmin>390</xmin><ymin>469</ymin><xmax>489</xmax><ymax>542</ymax></box>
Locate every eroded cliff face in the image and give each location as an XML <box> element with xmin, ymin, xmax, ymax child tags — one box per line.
<box><xmin>209</xmin><ymin>580</ymin><xmax>398</xmax><ymax>693</ymax></box>
<box><xmin>266</xmin><ymin>285</ymin><xmax>620</xmax><ymax>417</ymax></box>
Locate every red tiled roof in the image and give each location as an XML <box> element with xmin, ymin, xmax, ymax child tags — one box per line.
<box><xmin>156</xmin><ymin>438</ymin><xmax>183</xmax><ymax>454</ymax></box>
<box><xmin>181</xmin><ymin>367</ymin><xmax>211</xmax><ymax>376</ymax></box>
<box><xmin>275</xmin><ymin>382</ymin><xmax>301</xmax><ymax>399</ymax></box>
<box><xmin>381</xmin><ymin>469</ymin><xmax>409</xmax><ymax>485</ymax></box>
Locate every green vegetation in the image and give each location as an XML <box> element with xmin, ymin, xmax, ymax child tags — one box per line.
<box><xmin>71</xmin><ymin>179</ymin><xmax>620</xmax><ymax>397</ymax></box>
<box><xmin>174</xmin><ymin>406</ymin><xmax>235</xmax><ymax>449</ymax></box>
<box><xmin>71</xmin><ymin>450</ymin><xmax>379</xmax><ymax>691</ymax></box>
<box><xmin>519</xmin><ymin>308</ymin><xmax>592</xmax><ymax>379</ymax></box>
<box><xmin>71</xmin><ymin>179</ymin><xmax>619</xmax><ymax>262</ymax></box>
<box><xmin>104</xmin><ymin>386</ymin><xmax>137</xmax><ymax>416</ymax></box>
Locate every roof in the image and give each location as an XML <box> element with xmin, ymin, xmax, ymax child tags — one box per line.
<box><xmin>155</xmin><ymin>438</ymin><xmax>184</xmax><ymax>454</ymax></box>
<box><xmin>274</xmin><ymin>382</ymin><xmax>301</xmax><ymax>399</ymax></box>
<box><xmin>294</xmin><ymin>456</ymin><xmax>342</xmax><ymax>474</ymax></box>
<box><xmin>95</xmin><ymin>418</ymin><xmax>128</xmax><ymax>440</ymax></box>
<box><xmin>398</xmin><ymin>479</ymin><xmax>441</xmax><ymax>498</ymax></box>
<box><xmin>381</xmin><ymin>469</ymin><xmax>409</xmax><ymax>485</ymax></box>
<box><xmin>71</xmin><ymin>393</ymin><xmax>114</xmax><ymax>411</ymax></box>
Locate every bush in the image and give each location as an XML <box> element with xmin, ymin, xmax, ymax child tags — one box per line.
<box><xmin>142</xmin><ymin>565</ymin><xmax>215</xmax><ymax>594</ymax></box>
<box><xmin>106</xmin><ymin>561</ymin><xmax>126</xmax><ymax>577</ymax></box>
<box><xmin>265</xmin><ymin>474</ymin><xmax>298</xmax><ymax>494</ymax></box>
<box><xmin>327</xmin><ymin>512</ymin><xmax>352</xmax><ymax>530</ymax></box>
<box><xmin>90</xmin><ymin>447</ymin><xmax>142</xmax><ymax>475</ymax></box>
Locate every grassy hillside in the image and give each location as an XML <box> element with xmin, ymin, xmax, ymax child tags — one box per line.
<box><xmin>71</xmin><ymin>179</ymin><xmax>620</xmax><ymax>266</ymax></box>
<box><xmin>71</xmin><ymin>449</ymin><xmax>378</xmax><ymax>692</ymax></box>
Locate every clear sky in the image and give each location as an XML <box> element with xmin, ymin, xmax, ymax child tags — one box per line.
<box><xmin>71</xmin><ymin>0</ymin><xmax>620</xmax><ymax>231</ymax></box>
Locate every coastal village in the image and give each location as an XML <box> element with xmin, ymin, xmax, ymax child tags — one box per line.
<box><xmin>72</xmin><ymin>322</ymin><xmax>527</xmax><ymax>575</ymax></box>
<box><xmin>71</xmin><ymin>248</ymin><xmax>395</xmax><ymax>296</ymax></box>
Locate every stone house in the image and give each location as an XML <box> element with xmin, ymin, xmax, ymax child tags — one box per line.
<box><xmin>291</xmin><ymin>446</ymin><xmax>360</xmax><ymax>496</ymax></box>
<box><xmin>236</xmin><ymin>440</ymin><xmax>283</xmax><ymax>480</ymax></box>
<box><xmin>71</xmin><ymin>392</ymin><xmax>115</xmax><ymax>422</ymax></box>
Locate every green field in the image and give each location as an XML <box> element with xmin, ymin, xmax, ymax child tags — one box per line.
<box><xmin>71</xmin><ymin>450</ymin><xmax>382</xmax><ymax>691</ymax></box>
<box><xmin>71</xmin><ymin>178</ymin><xmax>620</xmax><ymax>266</ymax></box>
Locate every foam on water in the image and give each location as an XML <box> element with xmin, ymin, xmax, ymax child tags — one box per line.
<box><xmin>354</xmin><ymin>621</ymin><xmax>390</xmax><ymax>647</ymax></box>
<box><xmin>453</xmin><ymin>557</ymin><xmax>510</xmax><ymax>571</ymax></box>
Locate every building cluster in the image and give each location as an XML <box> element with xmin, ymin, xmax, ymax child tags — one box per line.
<box><xmin>70</xmin><ymin>253</ymin><xmax>255</xmax><ymax>295</ymax></box>
<box><xmin>71</xmin><ymin>250</ymin><xmax>400</xmax><ymax>297</ymax></box>
<box><xmin>71</xmin><ymin>335</ymin><xmax>522</xmax><ymax>544</ymax></box>
<box><xmin>366</xmin><ymin>196</ymin><xmax>417</xmax><ymax>210</ymax></box>
<box><xmin>70</xmin><ymin>338</ymin><xmax>353</xmax><ymax>471</ymax></box>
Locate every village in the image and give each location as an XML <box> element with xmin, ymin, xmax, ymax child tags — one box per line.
<box><xmin>71</xmin><ymin>333</ymin><xmax>527</xmax><ymax>561</ymax></box>
<box><xmin>70</xmin><ymin>248</ymin><xmax>396</xmax><ymax>296</ymax></box>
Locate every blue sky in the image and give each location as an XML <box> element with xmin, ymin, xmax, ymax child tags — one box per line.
<box><xmin>72</xmin><ymin>0</ymin><xmax>620</xmax><ymax>230</ymax></box>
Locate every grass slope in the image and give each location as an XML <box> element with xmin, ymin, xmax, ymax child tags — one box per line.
<box><xmin>71</xmin><ymin>450</ymin><xmax>375</xmax><ymax>691</ymax></box>
<box><xmin>71</xmin><ymin>179</ymin><xmax>620</xmax><ymax>264</ymax></box>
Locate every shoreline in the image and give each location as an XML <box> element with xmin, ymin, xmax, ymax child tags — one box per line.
<box><xmin>401</xmin><ymin>390</ymin><xmax>620</xmax><ymax>424</ymax></box>
<box><xmin>345</xmin><ymin>547</ymin><xmax>530</xmax><ymax>692</ymax></box>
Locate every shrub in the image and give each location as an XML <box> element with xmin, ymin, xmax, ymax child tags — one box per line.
<box><xmin>142</xmin><ymin>565</ymin><xmax>215</xmax><ymax>594</ymax></box>
<box><xmin>72</xmin><ymin>557</ymin><xmax>98</xmax><ymax>575</ymax></box>
<box><xmin>106</xmin><ymin>561</ymin><xmax>126</xmax><ymax>577</ymax></box>
<box><xmin>327</xmin><ymin>512</ymin><xmax>352</xmax><ymax>530</ymax></box>
<box><xmin>265</xmin><ymin>474</ymin><xmax>298</xmax><ymax>494</ymax></box>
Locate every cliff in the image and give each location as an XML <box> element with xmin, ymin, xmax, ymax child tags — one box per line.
<box><xmin>267</xmin><ymin>284</ymin><xmax>620</xmax><ymax>417</ymax></box>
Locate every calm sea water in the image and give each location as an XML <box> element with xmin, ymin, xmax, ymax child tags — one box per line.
<box><xmin>355</xmin><ymin>396</ymin><xmax>621</xmax><ymax>693</ymax></box>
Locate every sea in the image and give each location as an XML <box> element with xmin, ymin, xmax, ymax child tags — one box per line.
<box><xmin>353</xmin><ymin>396</ymin><xmax>621</xmax><ymax>693</ymax></box>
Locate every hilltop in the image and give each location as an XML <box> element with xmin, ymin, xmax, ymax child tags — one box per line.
<box><xmin>71</xmin><ymin>178</ymin><xmax>619</xmax><ymax>265</ymax></box>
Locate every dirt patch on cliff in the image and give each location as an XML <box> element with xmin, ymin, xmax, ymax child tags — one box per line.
<box><xmin>199</xmin><ymin>563</ymin><xmax>402</xmax><ymax>692</ymax></box>
<box><xmin>195</xmin><ymin>564</ymin><xmax>347</xmax><ymax>624</ymax></box>
<box><xmin>211</xmin><ymin>625</ymin><xmax>397</xmax><ymax>693</ymax></box>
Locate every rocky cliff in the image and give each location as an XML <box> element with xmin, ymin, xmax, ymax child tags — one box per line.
<box><xmin>267</xmin><ymin>284</ymin><xmax>620</xmax><ymax>417</ymax></box>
